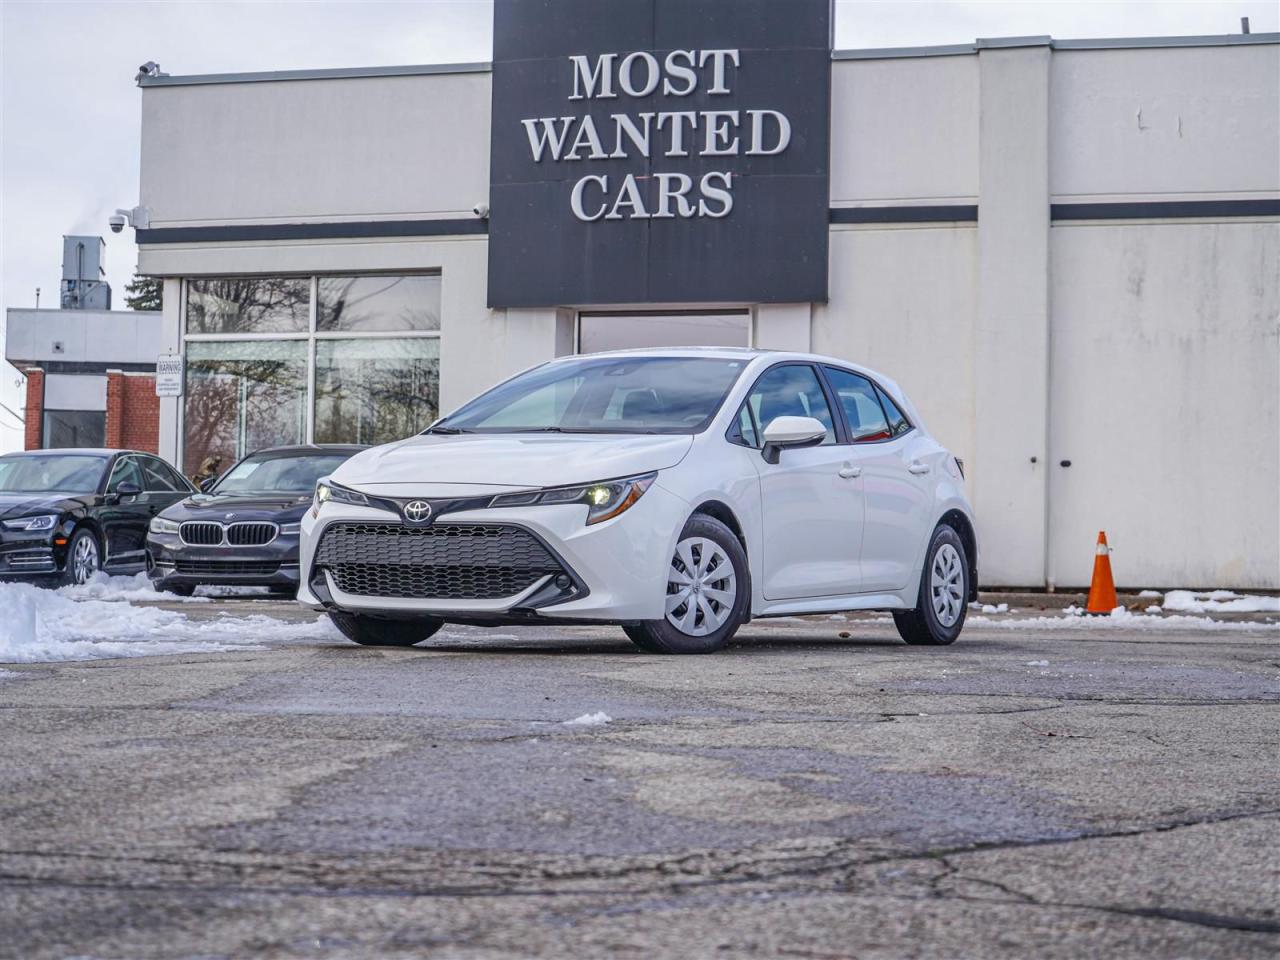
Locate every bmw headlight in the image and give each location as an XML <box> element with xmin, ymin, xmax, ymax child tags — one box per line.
<box><xmin>1</xmin><ymin>513</ymin><xmax>59</xmax><ymax>533</ymax></box>
<box><xmin>149</xmin><ymin>516</ymin><xmax>181</xmax><ymax>535</ymax></box>
<box><xmin>314</xmin><ymin>479</ymin><xmax>368</xmax><ymax>511</ymax></box>
<box><xmin>490</xmin><ymin>472</ymin><xmax>656</xmax><ymax>525</ymax></box>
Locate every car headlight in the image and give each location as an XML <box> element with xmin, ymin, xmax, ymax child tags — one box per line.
<box><xmin>279</xmin><ymin>522</ymin><xmax>301</xmax><ymax>535</ymax></box>
<box><xmin>314</xmin><ymin>479</ymin><xmax>368</xmax><ymax>511</ymax></box>
<box><xmin>489</xmin><ymin>472</ymin><xmax>656</xmax><ymax>525</ymax></box>
<box><xmin>1</xmin><ymin>513</ymin><xmax>59</xmax><ymax>533</ymax></box>
<box><xmin>149</xmin><ymin>516</ymin><xmax>181</xmax><ymax>535</ymax></box>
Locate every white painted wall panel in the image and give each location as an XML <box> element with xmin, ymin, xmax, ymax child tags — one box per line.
<box><xmin>830</xmin><ymin>56</ymin><xmax>979</xmax><ymax>205</ymax></box>
<box><xmin>1051</xmin><ymin>45</ymin><xmax>1280</xmax><ymax>199</ymax></box>
<box><xmin>141</xmin><ymin>72</ymin><xmax>492</xmax><ymax>225</ymax></box>
<box><xmin>1049</xmin><ymin>221</ymin><xmax>1280</xmax><ymax>588</ymax></box>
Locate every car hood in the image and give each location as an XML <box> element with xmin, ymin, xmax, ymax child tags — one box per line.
<box><xmin>334</xmin><ymin>433</ymin><xmax>695</xmax><ymax>489</ymax></box>
<box><xmin>0</xmin><ymin>492</ymin><xmax>92</xmax><ymax>519</ymax></box>
<box><xmin>160</xmin><ymin>492</ymin><xmax>314</xmax><ymax>523</ymax></box>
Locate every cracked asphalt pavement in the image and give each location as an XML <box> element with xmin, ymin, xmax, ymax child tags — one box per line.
<box><xmin>1</xmin><ymin>606</ymin><xmax>1277</xmax><ymax>958</ymax></box>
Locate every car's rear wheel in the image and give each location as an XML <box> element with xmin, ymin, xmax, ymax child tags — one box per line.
<box><xmin>60</xmin><ymin>528</ymin><xmax>100</xmax><ymax>586</ymax></box>
<box><xmin>328</xmin><ymin>611</ymin><xmax>444</xmax><ymax>647</ymax></box>
<box><xmin>624</xmin><ymin>514</ymin><xmax>749</xmax><ymax>655</ymax></box>
<box><xmin>893</xmin><ymin>524</ymin><xmax>968</xmax><ymax>646</ymax></box>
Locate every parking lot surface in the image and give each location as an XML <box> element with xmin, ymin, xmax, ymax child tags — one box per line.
<box><xmin>1</xmin><ymin>605</ymin><xmax>1277</xmax><ymax>958</ymax></box>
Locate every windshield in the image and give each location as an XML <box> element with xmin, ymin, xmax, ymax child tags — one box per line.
<box><xmin>438</xmin><ymin>356</ymin><xmax>748</xmax><ymax>434</ymax></box>
<box><xmin>0</xmin><ymin>454</ymin><xmax>107</xmax><ymax>494</ymax></box>
<box><xmin>213</xmin><ymin>453</ymin><xmax>355</xmax><ymax>495</ymax></box>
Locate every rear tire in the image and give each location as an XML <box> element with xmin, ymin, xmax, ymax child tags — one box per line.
<box><xmin>625</xmin><ymin>514</ymin><xmax>749</xmax><ymax>655</ymax></box>
<box><xmin>893</xmin><ymin>524</ymin><xmax>968</xmax><ymax>646</ymax></box>
<box><xmin>328</xmin><ymin>611</ymin><xmax>443</xmax><ymax>647</ymax></box>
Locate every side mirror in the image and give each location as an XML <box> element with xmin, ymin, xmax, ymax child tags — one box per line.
<box><xmin>199</xmin><ymin>477</ymin><xmax>217</xmax><ymax>493</ymax></box>
<box><xmin>761</xmin><ymin>415</ymin><xmax>827</xmax><ymax>464</ymax></box>
<box><xmin>115</xmin><ymin>481</ymin><xmax>142</xmax><ymax>501</ymax></box>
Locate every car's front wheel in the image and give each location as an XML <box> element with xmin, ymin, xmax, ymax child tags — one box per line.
<box><xmin>60</xmin><ymin>528</ymin><xmax>101</xmax><ymax>586</ymax></box>
<box><xmin>328</xmin><ymin>611</ymin><xmax>444</xmax><ymax>647</ymax></box>
<box><xmin>893</xmin><ymin>524</ymin><xmax>969</xmax><ymax>646</ymax></box>
<box><xmin>624</xmin><ymin>514</ymin><xmax>749</xmax><ymax>655</ymax></box>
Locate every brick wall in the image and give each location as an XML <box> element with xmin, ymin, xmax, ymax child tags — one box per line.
<box><xmin>23</xmin><ymin>368</ymin><xmax>43</xmax><ymax>449</ymax></box>
<box><xmin>105</xmin><ymin>370</ymin><xmax>159</xmax><ymax>453</ymax></box>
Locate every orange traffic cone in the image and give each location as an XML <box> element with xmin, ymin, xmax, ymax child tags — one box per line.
<box><xmin>1085</xmin><ymin>531</ymin><xmax>1118</xmax><ymax>614</ymax></box>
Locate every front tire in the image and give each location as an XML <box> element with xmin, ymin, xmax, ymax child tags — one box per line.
<box><xmin>893</xmin><ymin>524</ymin><xmax>968</xmax><ymax>646</ymax></box>
<box><xmin>328</xmin><ymin>611</ymin><xmax>443</xmax><ymax>647</ymax></box>
<box><xmin>60</xmin><ymin>528</ymin><xmax>101</xmax><ymax>586</ymax></box>
<box><xmin>625</xmin><ymin>514</ymin><xmax>749</xmax><ymax>655</ymax></box>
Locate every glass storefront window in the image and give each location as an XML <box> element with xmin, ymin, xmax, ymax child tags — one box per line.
<box><xmin>314</xmin><ymin>338</ymin><xmax>440</xmax><ymax>445</ymax></box>
<box><xmin>183</xmin><ymin>340</ymin><xmax>308</xmax><ymax>477</ymax></box>
<box><xmin>317</xmin><ymin>275</ymin><xmax>441</xmax><ymax>332</ymax></box>
<box><xmin>186</xmin><ymin>277</ymin><xmax>310</xmax><ymax>334</ymax></box>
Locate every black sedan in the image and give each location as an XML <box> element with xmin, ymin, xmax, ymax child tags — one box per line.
<box><xmin>146</xmin><ymin>445</ymin><xmax>366</xmax><ymax>596</ymax></box>
<box><xmin>0</xmin><ymin>448</ymin><xmax>195</xmax><ymax>585</ymax></box>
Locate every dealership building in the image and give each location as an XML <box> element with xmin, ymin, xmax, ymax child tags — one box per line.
<box><xmin>130</xmin><ymin>1</ymin><xmax>1278</xmax><ymax>590</ymax></box>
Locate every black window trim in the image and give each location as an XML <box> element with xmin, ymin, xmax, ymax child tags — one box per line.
<box><xmin>817</xmin><ymin>365</ymin><xmax>916</xmax><ymax>447</ymax></box>
<box><xmin>725</xmin><ymin>360</ymin><xmax>847</xmax><ymax>449</ymax></box>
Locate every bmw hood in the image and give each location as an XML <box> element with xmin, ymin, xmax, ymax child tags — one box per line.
<box><xmin>0</xmin><ymin>492</ymin><xmax>89</xmax><ymax>519</ymax></box>
<box><xmin>160</xmin><ymin>493</ymin><xmax>314</xmax><ymax>523</ymax></box>
<box><xmin>334</xmin><ymin>433</ymin><xmax>695</xmax><ymax>489</ymax></box>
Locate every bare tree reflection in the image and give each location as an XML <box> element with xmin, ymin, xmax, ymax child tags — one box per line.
<box><xmin>315</xmin><ymin>340</ymin><xmax>439</xmax><ymax>445</ymax></box>
<box><xmin>187</xmin><ymin>278</ymin><xmax>311</xmax><ymax>334</ymax></box>
<box><xmin>317</xmin><ymin>276</ymin><xmax>440</xmax><ymax>332</ymax></box>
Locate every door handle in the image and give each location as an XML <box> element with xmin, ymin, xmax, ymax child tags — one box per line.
<box><xmin>908</xmin><ymin>461</ymin><xmax>931</xmax><ymax>475</ymax></box>
<box><xmin>838</xmin><ymin>465</ymin><xmax>862</xmax><ymax>479</ymax></box>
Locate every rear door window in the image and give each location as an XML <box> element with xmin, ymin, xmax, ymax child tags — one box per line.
<box><xmin>824</xmin><ymin>367</ymin><xmax>892</xmax><ymax>442</ymax></box>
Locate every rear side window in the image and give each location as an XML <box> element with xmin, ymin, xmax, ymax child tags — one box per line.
<box><xmin>824</xmin><ymin>368</ymin><xmax>891</xmax><ymax>442</ymax></box>
<box><xmin>141</xmin><ymin>457</ymin><xmax>188</xmax><ymax>492</ymax></box>
<box><xmin>875</xmin><ymin>385</ymin><xmax>912</xmax><ymax>438</ymax></box>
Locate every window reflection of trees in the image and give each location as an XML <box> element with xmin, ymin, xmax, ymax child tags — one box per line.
<box><xmin>315</xmin><ymin>340</ymin><xmax>439</xmax><ymax>445</ymax></box>
<box><xmin>183</xmin><ymin>355</ymin><xmax>306</xmax><ymax>476</ymax></box>
<box><xmin>317</xmin><ymin>276</ymin><xmax>440</xmax><ymax>332</ymax></box>
<box><xmin>186</xmin><ymin>278</ymin><xmax>310</xmax><ymax>334</ymax></box>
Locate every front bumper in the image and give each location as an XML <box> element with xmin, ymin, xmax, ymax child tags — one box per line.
<box><xmin>296</xmin><ymin>482</ymin><xmax>689</xmax><ymax>622</ymax></box>
<box><xmin>146</xmin><ymin>532</ymin><xmax>302</xmax><ymax>588</ymax></box>
<box><xmin>0</xmin><ymin>532</ymin><xmax>64</xmax><ymax>579</ymax></box>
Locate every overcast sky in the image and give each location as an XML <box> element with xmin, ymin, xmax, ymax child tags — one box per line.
<box><xmin>2</xmin><ymin>0</ymin><xmax>1276</xmax><ymax>322</ymax></box>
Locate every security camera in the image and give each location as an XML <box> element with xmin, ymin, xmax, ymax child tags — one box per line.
<box><xmin>473</xmin><ymin>202</ymin><xmax>490</xmax><ymax>219</ymax></box>
<box><xmin>108</xmin><ymin>214</ymin><xmax>127</xmax><ymax>234</ymax></box>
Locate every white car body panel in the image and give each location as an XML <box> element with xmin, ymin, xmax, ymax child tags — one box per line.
<box><xmin>296</xmin><ymin>348</ymin><xmax>978</xmax><ymax>626</ymax></box>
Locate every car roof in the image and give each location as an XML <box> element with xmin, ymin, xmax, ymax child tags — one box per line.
<box><xmin>1</xmin><ymin>448</ymin><xmax>131</xmax><ymax>457</ymax></box>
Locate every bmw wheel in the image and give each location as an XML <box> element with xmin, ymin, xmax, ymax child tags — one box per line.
<box><xmin>328</xmin><ymin>611</ymin><xmax>444</xmax><ymax>647</ymax></box>
<box><xmin>893</xmin><ymin>524</ymin><xmax>968</xmax><ymax>646</ymax></box>
<box><xmin>60</xmin><ymin>528</ymin><xmax>101</xmax><ymax>586</ymax></box>
<box><xmin>624</xmin><ymin>514</ymin><xmax>749</xmax><ymax>655</ymax></box>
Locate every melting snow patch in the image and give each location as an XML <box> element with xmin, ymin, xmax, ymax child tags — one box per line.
<box><xmin>56</xmin><ymin>572</ymin><xmax>210</xmax><ymax>603</ymax></box>
<box><xmin>1024</xmin><ymin>660</ymin><xmax>1049</xmax><ymax>667</ymax></box>
<box><xmin>1160</xmin><ymin>590</ymin><xmax>1279</xmax><ymax>615</ymax></box>
<box><xmin>980</xmin><ymin>603</ymin><xmax>1009</xmax><ymax>614</ymax></box>
<box><xmin>563</xmin><ymin>712</ymin><xmax>613</xmax><ymax>727</ymax></box>
<box><xmin>1138</xmin><ymin>590</ymin><xmax>1162</xmax><ymax>598</ymax></box>
<box><xmin>970</xmin><ymin>606</ymin><xmax>1276</xmax><ymax>632</ymax></box>
<box><xmin>0</xmin><ymin>580</ymin><xmax>337</xmax><ymax>663</ymax></box>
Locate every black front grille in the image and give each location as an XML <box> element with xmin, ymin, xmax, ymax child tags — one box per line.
<box><xmin>227</xmin><ymin>522</ymin><xmax>277</xmax><ymax>546</ymax></box>
<box><xmin>180</xmin><ymin>521</ymin><xmax>223</xmax><ymax>546</ymax></box>
<box><xmin>314</xmin><ymin>522</ymin><xmax>565</xmax><ymax>600</ymax></box>
<box><xmin>175</xmin><ymin>559</ymin><xmax>280</xmax><ymax>576</ymax></box>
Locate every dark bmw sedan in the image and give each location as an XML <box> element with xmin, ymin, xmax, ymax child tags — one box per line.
<box><xmin>0</xmin><ymin>449</ymin><xmax>194</xmax><ymax>585</ymax></box>
<box><xmin>146</xmin><ymin>445</ymin><xmax>365</xmax><ymax>596</ymax></box>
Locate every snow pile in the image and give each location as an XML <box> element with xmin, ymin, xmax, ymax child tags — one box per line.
<box><xmin>563</xmin><ymin>711</ymin><xmax>613</xmax><ymax>727</ymax></box>
<box><xmin>0</xmin><ymin>580</ymin><xmax>336</xmax><ymax>663</ymax></box>
<box><xmin>1160</xmin><ymin>590</ymin><xmax>1279</xmax><ymax>615</ymax></box>
<box><xmin>969</xmin><ymin>605</ymin><xmax>1277</xmax><ymax>632</ymax></box>
<box><xmin>57</xmin><ymin>572</ymin><xmax>209</xmax><ymax>603</ymax></box>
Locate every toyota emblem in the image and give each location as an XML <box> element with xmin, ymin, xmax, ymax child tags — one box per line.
<box><xmin>403</xmin><ymin>500</ymin><xmax>433</xmax><ymax>523</ymax></box>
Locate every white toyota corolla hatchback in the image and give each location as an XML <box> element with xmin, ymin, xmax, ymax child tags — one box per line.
<box><xmin>298</xmin><ymin>349</ymin><xmax>977</xmax><ymax>653</ymax></box>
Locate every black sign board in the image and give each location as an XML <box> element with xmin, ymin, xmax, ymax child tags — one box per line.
<box><xmin>488</xmin><ymin>0</ymin><xmax>832</xmax><ymax>308</ymax></box>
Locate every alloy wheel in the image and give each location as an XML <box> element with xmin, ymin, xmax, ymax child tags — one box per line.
<box><xmin>72</xmin><ymin>534</ymin><xmax>100</xmax><ymax>584</ymax></box>
<box><xmin>665</xmin><ymin>536</ymin><xmax>736</xmax><ymax>636</ymax></box>
<box><xmin>930</xmin><ymin>542</ymin><xmax>964</xmax><ymax>627</ymax></box>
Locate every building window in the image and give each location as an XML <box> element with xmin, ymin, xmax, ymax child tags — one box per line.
<box><xmin>43</xmin><ymin>410</ymin><xmax>105</xmax><ymax>448</ymax></box>
<box><xmin>578</xmin><ymin>311</ymin><xmax>749</xmax><ymax>353</ymax></box>
<box><xmin>181</xmin><ymin>274</ymin><xmax>441</xmax><ymax>474</ymax></box>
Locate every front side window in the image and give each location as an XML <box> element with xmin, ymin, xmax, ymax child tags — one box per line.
<box><xmin>744</xmin><ymin>364</ymin><xmax>836</xmax><ymax>446</ymax></box>
<box><xmin>183</xmin><ymin>340</ymin><xmax>308</xmax><ymax>476</ymax></box>
<box><xmin>107</xmin><ymin>457</ymin><xmax>144</xmax><ymax>493</ymax></box>
<box><xmin>0</xmin><ymin>454</ymin><xmax>106</xmax><ymax>494</ymax></box>
<box><xmin>214</xmin><ymin>453</ymin><xmax>357</xmax><ymax>495</ymax></box>
<box><xmin>186</xmin><ymin>278</ymin><xmax>310</xmax><ymax>334</ymax></box>
<box><xmin>440</xmin><ymin>357</ymin><xmax>747</xmax><ymax>434</ymax></box>
<box><xmin>825</xmin><ymin>367</ymin><xmax>892</xmax><ymax>442</ymax></box>
<box><xmin>314</xmin><ymin>339</ymin><xmax>440</xmax><ymax>445</ymax></box>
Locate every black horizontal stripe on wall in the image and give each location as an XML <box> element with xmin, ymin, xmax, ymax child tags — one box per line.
<box><xmin>829</xmin><ymin>205</ymin><xmax>978</xmax><ymax>224</ymax></box>
<box><xmin>135</xmin><ymin>218</ymin><xmax>489</xmax><ymax>244</ymax></box>
<box><xmin>1052</xmin><ymin>199</ymin><xmax>1280</xmax><ymax>220</ymax></box>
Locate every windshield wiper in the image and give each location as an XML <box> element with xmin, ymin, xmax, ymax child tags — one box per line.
<box><xmin>426</xmin><ymin>425</ymin><xmax>470</xmax><ymax>435</ymax></box>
